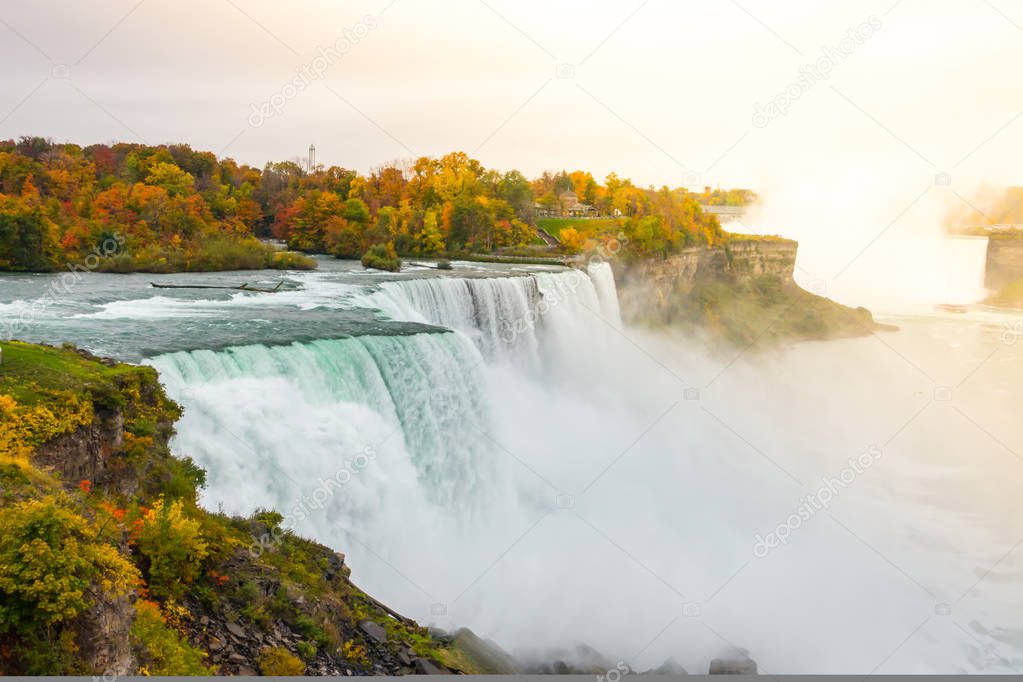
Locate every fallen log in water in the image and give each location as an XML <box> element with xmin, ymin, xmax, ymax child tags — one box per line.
<box><xmin>150</xmin><ymin>281</ymin><xmax>284</xmax><ymax>293</ymax></box>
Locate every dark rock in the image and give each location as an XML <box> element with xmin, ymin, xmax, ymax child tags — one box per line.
<box><xmin>449</xmin><ymin>627</ymin><xmax>520</xmax><ymax>674</ymax></box>
<box><xmin>199</xmin><ymin>615</ymin><xmax>209</xmax><ymax>626</ymax></box>
<box><xmin>228</xmin><ymin>653</ymin><xmax>248</xmax><ymax>664</ymax></box>
<box><xmin>709</xmin><ymin>658</ymin><xmax>757</xmax><ymax>675</ymax></box>
<box><xmin>398</xmin><ymin>649</ymin><xmax>412</xmax><ymax>666</ymax></box>
<box><xmin>359</xmin><ymin>620</ymin><xmax>388</xmax><ymax>644</ymax></box>
<box><xmin>238</xmin><ymin>665</ymin><xmax>258</xmax><ymax>676</ymax></box>
<box><xmin>414</xmin><ymin>657</ymin><xmax>449</xmax><ymax>675</ymax></box>
<box><xmin>225</xmin><ymin>621</ymin><xmax>246</xmax><ymax>639</ymax></box>
<box><xmin>73</xmin><ymin>589</ymin><xmax>135</xmax><ymax>675</ymax></box>
<box><xmin>648</xmin><ymin>658</ymin><xmax>688</xmax><ymax>675</ymax></box>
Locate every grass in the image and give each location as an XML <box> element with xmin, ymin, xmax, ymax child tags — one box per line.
<box><xmin>537</xmin><ymin>217</ymin><xmax>621</xmax><ymax>238</ymax></box>
<box><xmin>723</xmin><ymin>232</ymin><xmax>794</xmax><ymax>244</ymax></box>
<box><xmin>665</xmin><ymin>274</ymin><xmax>879</xmax><ymax>346</ymax></box>
<box><xmin>0</xmin><ymin>341</ymin><xmax>152</xmax><ymax>407</ymax></box>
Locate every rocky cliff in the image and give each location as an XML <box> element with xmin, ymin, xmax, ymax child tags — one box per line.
<box><xmin>0</xmin><ymin>341</ymin><xmax>466</xmax><ymax>676</ymax></box>
<box><xmin>612</xmin><ymin>238</ymin><xmax>884</xmax><ymax>345</ymax></box>
<box><xmin>985</xmin><ymin>235</ymin><xmax>1023</xmax><ymax>290</ymax></box>
<box><xmin>984</xmin><ymin>235</ymin><xmax>1023</xmax><ymax>308</ymax></box>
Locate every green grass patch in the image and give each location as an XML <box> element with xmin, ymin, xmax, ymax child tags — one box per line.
<box><xmin>667</xmin><ymin>275</ymin><xmax>878</xmax><ymax>346</ymax></box>
<box><xmin>537</xmin><ymin>217</ymin><xmax>621</xmax><ymax>238</ymax></box>
<box><xmin>0</xmin><ymin>341</ymin><xmax>151</xmax><ymax>408</ymax></box>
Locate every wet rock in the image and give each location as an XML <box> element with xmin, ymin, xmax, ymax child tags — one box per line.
<box><xmin>709</xmin><ymin>658</ymin><xmax>757</xmax><ymax>675</ymax></box>
<box><xmin>648</xmin><ymin>658</ymin><xmax>688</xmax><ymax>675</ymax></box>
<box><xmin>414</xmin><ymin>657</ymin><xmax>449</xmax><ymax>675</ymax></box>
<box><xmin>359</xmin><ymin>620</ymin><xmax>388</xmax><ymax>644</ymax></box>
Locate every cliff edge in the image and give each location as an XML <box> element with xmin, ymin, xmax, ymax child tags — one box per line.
<box><xmin>613</xmin><ymin>237</ymin><xmax>885</xmax><ymax>345</ymax></box>
<box><xmin>985</xmin><ymin>234</ymin><xmax>1023</xmax><ymax>308</ymax></box>
<box><xmin>0</xmin><ymin>341</ymin><xmax>472</xmax><ymax>676</ymax></box>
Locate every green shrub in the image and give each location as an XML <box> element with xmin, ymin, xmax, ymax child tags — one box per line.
<box><xmin>257</xmin><ymin>647</ymin><xmax>306</xmax><ymax>675</ymax></box>
<box><xmin>296</xmin><ymin>640</ymin><xmax>317</xmax><ymax>661</ymax></box>
<box><xmin>361</xmin><ymin>243</ymin><xmax>401</xmax><ymax>272</ymax></box>
<box><xmin>271</xmin><ymin>250</ymin><xmax>317</xmax><ymax>270</ymax></box>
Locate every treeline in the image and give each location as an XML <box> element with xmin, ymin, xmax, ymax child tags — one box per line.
<box><xmin>0</xmin><ymin>136</ymin><xmax>749</xmax><ymax>272</ymax></box>
<box><xmin>0</xmin><ymin>137</ymin><xmax>316</xmax><ymax>272</ymax></box>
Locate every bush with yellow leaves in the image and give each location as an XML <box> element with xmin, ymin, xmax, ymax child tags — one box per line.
<box><xmin>0</xmin><ymin>390</ymin><xmax>94</xmax><ymax>462</ymax></box>
<box><xmin>257</xmin><ymin>646</ymin><xmax>306</xmax><ymax>675</ymax></box>
<box><xmin>0</xmin><ymin>496</ymin><xmax>138</xmax><ymax>634</ymax></box>
<box><xmin>135</xmin><ymin>497</ymin><xmax>208</xmax><ymax>601</ymax></box>
<box><xmin>130</xmin><ymin>599</ymin><xmax>210</xmax><ymax>675</ymax></box>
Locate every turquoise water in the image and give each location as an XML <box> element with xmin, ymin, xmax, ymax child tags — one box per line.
<box><xmin>2</xmin><ymin>258</ymin><xmax>1022</xmax><ymax>674</ymax></box>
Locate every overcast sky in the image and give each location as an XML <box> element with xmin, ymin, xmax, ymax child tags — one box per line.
<box><xmin>1</xmin><ymin>0</ymin><xmax>1021</xmax><ymax>191</ymax></box>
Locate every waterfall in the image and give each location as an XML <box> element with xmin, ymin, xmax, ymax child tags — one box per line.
<box><xmin>587</xmin><ymin>261</ymin><xmax>623</xmax><ymax>329</ymax></box>
<box><xmin>141</xmin><ymin>261</ymin><xmax>1023</xmax><ymax>674</ymax></box>
<box><xmin>350</xmin><ymin>275</ymin><xmax>542</xmax><ymax>366</ymax></box>
<box><xmin>150</xmin><ymin>333</ymin><xmax>499</xmax><ymax>515</ymax></box>
<box><xmin>349</xmin><ymin>267</ymin><xmax>619</xmax><ymax>369</ymax></box>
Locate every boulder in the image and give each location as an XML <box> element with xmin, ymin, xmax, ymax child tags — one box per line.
<box><xmin>359</xmin><ymin>620</ymin><xmax>388</xmax><ymax>644</ymax></box>
<box><xmin>649</xmin><ymin>658</ymin><xmax>688</xmax><ymax>675</ymax></box>
<box><xmin>709</xmin><ymin>658</ymin><xmax>757</xmax><ymax>674</ymax></box>
<box><xmin>225</xmin><ymin>621</ymin><xmax>247</xmax><ymax>639</ymax></box>
<box><xmin>414</xmin><ymin>657</ymin><xmax>449</xmax><ymax>675</ymax></box>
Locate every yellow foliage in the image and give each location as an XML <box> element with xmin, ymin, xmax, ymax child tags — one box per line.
<box><xmin>342</xmin><ymin>640</ymin><xmax>370</xmax><ymax>666</ymax></box>
<box><xmin>257</xmin><ymin>647</ymin><xmax>306</xmax><ymax>675</ymax></box>
<box><xmin>0</xmin><ymin>390</ymin><xmax>94</xmax><ymax>460</ymax></box>
<box><xmin>131</xmin><ymin>600</ymin><xmax>210</xmax><ymax>675</ymax></box>
<box><xmin>559</xmin><ymin>228</ymin><xmax>586</xmax><ymax>254</ymax></box>
<box><xmin>136</xmin><ymin>497</ymin><xmax>208</xmax><ymax>600</ymax></box>
<box><xmin>0</xmin><ymin>497</ymin><xmax>139</xmax><ymax>632</ymax></box>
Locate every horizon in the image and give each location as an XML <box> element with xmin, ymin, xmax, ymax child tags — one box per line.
<box><xmin>1</xmin><ymin>0</ymin><xmax>1021</xmax><ymax>191</ymax></box>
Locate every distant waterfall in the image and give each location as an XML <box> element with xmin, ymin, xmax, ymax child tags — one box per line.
<box><xmin>587</xmin><ymin>261</ymin><xmax>623</xmax><ymax>328</ymax></box>
<box><xmin>352</xmin><ymin>266</ymin><xmax>621</xmax><ymax>367</ymax></box>
<box><xmin>354</xmin><ymin>275</ymin><xmax>542</xmax><ymax>365</ymax></box>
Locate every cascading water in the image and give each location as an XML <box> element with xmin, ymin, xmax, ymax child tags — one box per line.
<box><xmin>151</xmin><ymin>333</ymin><xmax>501</xmax><ymax>514</ymax></box>
<box><xmin>354</xmin><ymin>274</ymin><xmax>543</xmax><ymax>366</ymax></box>
<box><xmin>141</xmin><ymin>262</ymin><xmax>1023</xmax><ymax>675</ymax></box>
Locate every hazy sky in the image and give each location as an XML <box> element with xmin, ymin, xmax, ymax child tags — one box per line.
<box><xmin>1</xmin><ymin>0</ymin><xmax>1021</xmax><ymax>191</ymax></box>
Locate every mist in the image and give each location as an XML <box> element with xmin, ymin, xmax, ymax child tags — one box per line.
<box><xmin>149</xmin><ymin>264</ymin><xmax>1023</xmax><ymax>674</ymax></box>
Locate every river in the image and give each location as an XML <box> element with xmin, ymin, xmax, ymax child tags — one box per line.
<box><xmin>1</xmin><ymin>255</ymin><xmax>1021</xmax><ymax>674</ymax></box>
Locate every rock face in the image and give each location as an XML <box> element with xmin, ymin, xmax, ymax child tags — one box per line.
<box><xmin>74</xmin><ymin>591</ymin><xmax>136</xmax><ymax>676</ymax></box>
<box><xmin>33</xmin><ymin>406</ymin><xmax>125</xmax><ymax>485</ymax></box>
<box><xmin>985</xmin><ymin>236</ymin><xmax>1023</xmax><ymax>290</ymax></box>
<box><xmin>610</xmin><ymin>238</ymin><xmax>883</xmax><ymax>345</ymax></box>
<box><xmin>612</xmin><ymin>239</ymin><xmax>798</xmax><ymax>325</ymax></box>
<box><xmin>709</xmin><ymin>658</ymin><xmax>758</xmax><ymax>674</ymax></box>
